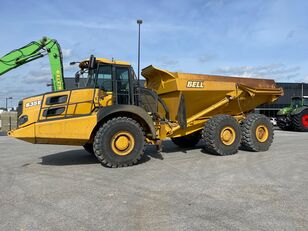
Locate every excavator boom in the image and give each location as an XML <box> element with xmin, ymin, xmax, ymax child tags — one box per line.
<box><xmin>0</xmin><ymin>37</ymin><xmax>65</xmax><ymax>90</ymax></box>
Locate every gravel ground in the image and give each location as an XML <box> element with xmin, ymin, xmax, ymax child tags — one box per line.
<box><xmin>0</xmin><ymin>130</ymin><xmax>308</xmax><ymax>231</ymax></box>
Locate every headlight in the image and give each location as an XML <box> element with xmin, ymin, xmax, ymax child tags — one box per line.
<box><xmin>18</xmin><ymin>115</ymin><xmax>28</xmax><ymax>127</ymax></box>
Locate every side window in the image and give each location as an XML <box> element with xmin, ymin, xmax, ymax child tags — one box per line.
<box><xmin>97</xmin><ymin>65</ymin><xmax>112</xmax><ymax>91</ymax></box>
<box><xmin>116</xmin><ymin>67</ymin><xmax>130</xmax><ymax>104</ymax></box>
<box><xmin>116</xmin><ymin>67</ymin><xmax>129</xmax><ymax>91</ymax></box>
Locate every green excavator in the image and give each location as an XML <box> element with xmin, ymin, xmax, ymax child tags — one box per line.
<box><xmin>0</xmin><ymin>37</ymin><xmax>65</xmax><ymax>91</ymax></box>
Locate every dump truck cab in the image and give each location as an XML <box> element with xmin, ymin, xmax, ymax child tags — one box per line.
<box><xmin>77</xmin><ymin>57</ymin><xmax>138</xmax><ymax>105</ymax></box>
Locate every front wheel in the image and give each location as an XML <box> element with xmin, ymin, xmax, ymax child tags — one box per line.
<box><xmin>93</xmin><ymin>117</ymin><xmax>145</xmax><ymax>167</ymax></box>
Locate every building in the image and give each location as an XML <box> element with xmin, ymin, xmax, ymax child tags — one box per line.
<box><xmin>256</xmin><ymin>83</ymin><xmax>308</xmax><ymax>117</ymax></box>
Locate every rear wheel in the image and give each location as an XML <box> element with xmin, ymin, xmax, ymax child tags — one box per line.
<box><xmin>202</xmin><ymin>115</ymin><xmax>241</xmax><ymax>156</ymax></box>
<box><xmin>241</xmin><ymin>114</ymin><xmax>274</xmax><ymax>151</ymax></box>
<box><xmin>292</xmin><ymin>109</ymin><xmax>308</xmax><ymax>132</ymax></box>
<box><xmin>93</xmin><ymin>117</ymin><xmax>145</xmax><ymax>167</ymax></box>
<box><xmin>171</xmin><ymin>131</ymin><xmax>201</xmax><ymax>148</ymax></box>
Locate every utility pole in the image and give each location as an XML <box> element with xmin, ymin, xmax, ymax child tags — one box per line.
<box><xmin>137</xmin><ymin>19</ymin><xmax>143</xmax><ymax>85</ymax></box>
<box><xmin>5</xmin><ymin>97</ymin><xmax>12</xmax><ymax>111</ymax></box>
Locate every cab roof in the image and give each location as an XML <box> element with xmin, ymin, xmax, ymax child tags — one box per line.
<box><xmin>79</xmin><ymin>57</ymin><xmax>130</xmax><ymax>68</ymax></box>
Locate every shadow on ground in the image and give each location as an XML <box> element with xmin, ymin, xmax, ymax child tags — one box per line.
<box><xmin>41</xmin><ymin>145</ymin><xmax>165</xmax><ymax>166</ymax></box>
<box><xmin>40</xmin><ymin>140</ymin><xmax>215</xmax><ymax>166</ymax></box>
<box><xmin>40</xmin><ymin>149</ymin><xmax>100</xmax><ymax>166</ymax></box>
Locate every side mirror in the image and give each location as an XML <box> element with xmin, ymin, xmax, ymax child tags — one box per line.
<box><xmin>89</xmin><ymin>55</ymin><xmax>96</xmax><ymax>69</ymax></box>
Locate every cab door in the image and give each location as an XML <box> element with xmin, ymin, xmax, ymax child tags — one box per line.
<box><xmin>114</xmin><ymin>66</ymin><xmax>133</xmax><ymax>105</ymax></box>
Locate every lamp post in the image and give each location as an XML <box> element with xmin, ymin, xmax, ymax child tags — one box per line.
<box><xmin>5</xmin><ymin>97</ymin><xmax>12</xmax><ymax>111</ymax></box>
<box><xmin>137</xmin><ymin>19</ymin><xmax>143</xmax><ymax>85</ymax></box>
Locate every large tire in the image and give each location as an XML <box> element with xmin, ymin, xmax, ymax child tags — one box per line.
<box><xmin>202</xmin><ymin>115</ymin><xmax>241</xmax><ymax>156</ymax></box>
<box><xmin>93</xmin><ymin>117</ymin><xmax>145</xmax><ymax>167</ymax></box>
<box><xmin>292</xmin><ymin>109</ymin><xmax>308</xmax><ymax>132</ymax></box>
<box><xmin>83</xmin><ymin>143</ymin><xmax>95</xmax><ymax>155</ymax></box>
<box><xmin>241</xmin><ymin>114</ymin><xmax>274</xmax><ymax>152</ymax></box>
<box><xmin>277</xmin><ymin>116</ymin><xmax>293</xmax><ymax>131</ymax></box>
<box><xmin>277</xmin><ymin>122</ymin><xmax>292</xmax><ymax>131</ymax></box>
<box><xmin>171</xmin><ymin>131</ymin><xmax>201</xmax><ymax>148</ymax></box>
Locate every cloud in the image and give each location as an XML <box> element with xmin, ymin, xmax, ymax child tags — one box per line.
<box><xmin>211</xmin><ymin>64</ymin><xmax>301</xmax><ymax>81</ymax></box>
<box><xmin>62</xmin><ymin>48</ymin><xmax>72</xmax><ymax>58</ymax></box>
<box><xmin>29</xmin><ymin>19</ymin><xmax>188</xmax><ymax>33</ymax></box>
<box><xmin>157</xmin><ymin>56</ymin><xmax>179</xmax><ymax>67</ymax></box>
<box><xmin>199</xmin><ymin>54</ymin><xmax>216</xmax><ymax>63</ymax></box>
<box><xmin>22</xmin><ymin>66</ymin><xmax>52</xmax><ymax>84</ymax></box>
<box><xmin>21</xmin><ymin>62</ymin><xmax>77</xmax><ymax>84</ymax></box>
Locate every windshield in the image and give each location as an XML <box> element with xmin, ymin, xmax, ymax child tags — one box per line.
<box><xmin>85</xmin><ymin>69</ymin><xmax>95</xmax><ymax>88</ymax></box>
<box><xmin>291</xmin><ymin>97</ymin><xmax>302</xmax><ymax>108</ymax></box>
<box><xmin>83</xmin><ymin>65</ymin><xmax>113</xmax><ymax>91</ymax></box>
<box><xmin>304</xmin><ymin>98</ymin><xmax>308</xmax><ymax>106</ymax></box>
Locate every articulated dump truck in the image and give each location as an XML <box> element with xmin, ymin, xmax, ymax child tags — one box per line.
<box><xmin>8</xmin><ymin>57</ymin><xmax>283</xmax><ymax>167</ymax></box>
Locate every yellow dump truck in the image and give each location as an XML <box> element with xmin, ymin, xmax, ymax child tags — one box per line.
<box><xmin>8</xmin><ymin>56</ymin><xmax>283</xmax><ymax>167</ymax></box>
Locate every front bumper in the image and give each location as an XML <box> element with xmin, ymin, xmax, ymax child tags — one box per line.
<box><xmin>8</xmin><ymin>124</ymin><xmax>36</xmax><ymax>144</ymax></box>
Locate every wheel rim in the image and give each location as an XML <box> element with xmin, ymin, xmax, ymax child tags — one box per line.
<box><xmin>111</xmin><ymin>131</ymin><xmax>135</xmax><ymax>156</ymax></box>
<box><xmin>302</xmin><ymin>114</ymin><xmax>308</xmax><ymax>128</ymax></box>
<box><xmin>220</xmin><ymin>126</ymin><xmax>236</xmax><ymax>145</ymax></box>
<box><xmin>255</xmin><ymin>125</ymin><xmax>269</xmax><ymax>143</ymax></box>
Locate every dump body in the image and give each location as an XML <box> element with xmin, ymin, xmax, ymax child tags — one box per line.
<box><xmin>142</xmin><ymin>65</ymin><xmax>283</xmax><ymax>135</ymax></box>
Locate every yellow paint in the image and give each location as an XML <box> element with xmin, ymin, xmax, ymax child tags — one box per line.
<box><xmin>255</xmin><ymin>124</ymin><xmax>269</xmax><ymax>143</ymax></box>
<box><xmin>18</xmin><ymin>95</ymin><xmax>43</xmax><ymax>128</ymax></box>
<box><xmin>9</xmin><ymin>60</ymin><xmax>282</xmax><ymax>148</ymax></box>
<box><xmin>142</xmin><ymin>65</ymin><xmax>283</xmax><ymax>138</ymax></box>
<box><xmin>220</xmin><ymin>126</ymin><xmax>236</xmax><ymax>145</ymax></box>
<box><xmin>111</xmin><ymin>131</ymin><xmax>135</xmax><ymax>156</ymax></box>
<box><xmin>79</xmin><ymin>57</ymin><xmax>130</xmax><ymax>69</ymax></box>
<box><xmin>8</xmin><ymin>123</ymin><xmax>36</xmax><ymax>143</ymax></box>
<box><xmin>35</xmin><ymin>114</ymin><xmax>97</xmax><ymax>144</ymax></box>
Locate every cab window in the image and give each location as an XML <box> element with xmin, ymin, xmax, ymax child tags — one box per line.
<box><xmin>97</xmin><ymin>65</ymin><xmax>112</xmax><ymax>91</ymax></box>
<box><xmin>116</xmin><ymin>67</ymin><xmax>130</xmax><ymax>104</ymax></box>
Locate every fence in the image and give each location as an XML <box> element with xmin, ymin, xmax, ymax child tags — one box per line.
<box><xmin>0</xmin><ymin>111</ymin><xmax>17</xmax><ymax>132</ymax></box>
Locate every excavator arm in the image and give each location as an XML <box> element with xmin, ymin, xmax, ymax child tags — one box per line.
<box><xmin>0</xmin><ymin>37</ymin><xmax>65</xmax><ymax>91</ymax></box>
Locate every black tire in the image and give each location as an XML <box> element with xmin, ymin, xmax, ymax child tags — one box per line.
<box><xmin>83</xmin><ymin>143</ymin><xmax>95</xmax><ymax>155</ymax></box>
<box><xmin>241</xmin><ymin>114</ymin><xmax>274</xmax><ymax>152</ymax></box>
<box><xmin>292</xmin><ymin>109</ymin><xmax>308</xmax><ymax>132</ymax></box>
<box><xmin>171</xmin><ymin>131</ymin><xmax>201</xmax><ymax>148</ymax></box>
<box><xmin>93</xmin><ymin>117</ymin><xmax>145</xmax><ymax>167</ymax></box>
<box><xmin>202</xmin><ymin>115</ymin><xmax>241</xmax><ymax>156</ymax></box>
<box><xmin>277</xmin><ymin>118</ymin><xmax>293</xmax><ymax>131</ymax></box>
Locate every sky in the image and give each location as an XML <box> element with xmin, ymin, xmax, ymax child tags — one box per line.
<box><xmin>1</xmin><ymin>0</ymin><xmax>308</xmax><ymax>108</ymax></box>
